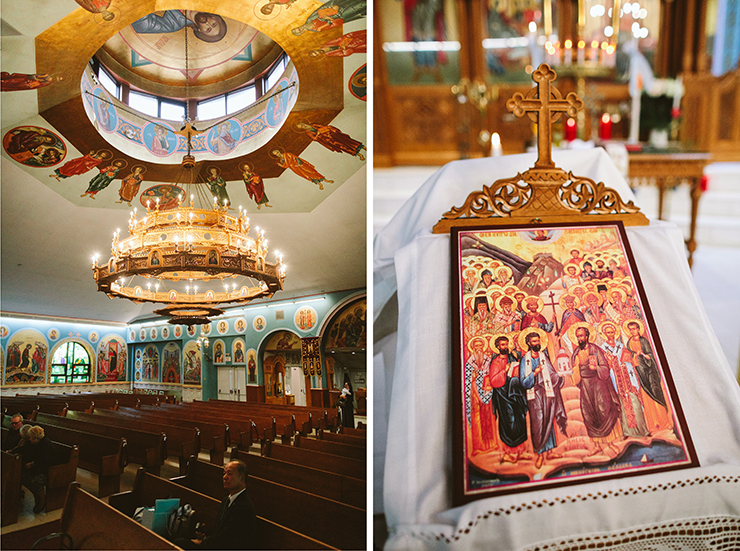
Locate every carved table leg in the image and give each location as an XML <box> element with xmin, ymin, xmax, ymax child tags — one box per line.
<box><xmin>688</xmin><ymin>176</ymin><xmax>702</xmax><ymax>268</ymax></box>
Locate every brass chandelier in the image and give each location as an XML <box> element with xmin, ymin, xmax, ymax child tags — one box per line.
<box><xmin>92</xmin><ymin>191</ymin><xmax>286</xmax><ymax>326</ymax></box>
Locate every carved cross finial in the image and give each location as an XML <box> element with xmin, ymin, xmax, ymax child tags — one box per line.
<box><xmin>506</xmin><ymin>64</ymin><xmax>584</xmax><ymax>168</ymax></box>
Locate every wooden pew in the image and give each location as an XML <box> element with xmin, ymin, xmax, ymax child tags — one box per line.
<box><xmin>2</xmin><ymin>451</ymin><xmax>22</xmax><ymax>526</ymax></box>
<box><xmin>2</xmin><ymin>416</ymin><xmax>125</xmax><ymax>497</ymax></box>
<box><xmin>170</xmin><ymin>458</ymin><xmax>365</xmax><ymax>550</ymax></box>
<box><xmin>34</xmin><ymin>412</ymin><xmax>165</xmax><ymax>477</ymax></box>
<box><xmin>1</xmin><ymin>427</ymin><xmax>80</xmax><ymax>512</ymax></box>
<box><xmin>111</xmin><ymin>467</ymin><xmax>334</xmax><ymax>550</ymax></box>
<box><xmin>195</xmin><ymin>399</ymin><xmax>339</xmax><ymax>433</ymax></box>
<box><xmin>264</xmin><ymin>441</ymin><xmax>366</xmax><ymax>480</ymax></box>
<box><xmin>66</xmin><ymin>410</ymin><xmax>197</xmax><ymax>475</ymax></box>
<box><xmin>231</xmin><ymin>448</ymin><xmax>366</xmax><ymax>508</ymax></box>
<box><xmin>318</xmin><ymin>429</ymin><xmax>367</xmax><ymax>448</ymax></box>
<box><xmin>340</xmin><ymin>426</ymin><xmax>367</xmax><ymax>438</ymax></box>
<box><xmin>1</xmin><ymin>482</ymin><xmax>179</xmax><ymax>550</ymax></box>
<box><xmin>294</xmin><ymin>433</ymin><xmax>366</xmax><ymax>461</ymax></box>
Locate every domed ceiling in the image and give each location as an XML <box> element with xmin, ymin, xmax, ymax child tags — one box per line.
<box><xmin>0</xmin><ymin>0</ymin><xmax>367</xmax><ymax>323</ymax></box>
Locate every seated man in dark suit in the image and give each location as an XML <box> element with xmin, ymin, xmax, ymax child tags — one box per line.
<box><xmin>2</xmin><ymin>413</ymin><xmax>23</xmax><ymax>451</ymax></box>
<box><xmin>177</xmin><ymin>460</ymin><xmax>258</xmax><ymax>550</ymax></box>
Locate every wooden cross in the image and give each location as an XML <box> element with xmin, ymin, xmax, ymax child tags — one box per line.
<box><xmin>506</xmin><ymin>64</ymin><xmax>584</xmax><ymax>168</ymax></box>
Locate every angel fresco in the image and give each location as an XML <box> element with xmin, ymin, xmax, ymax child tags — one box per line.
<box><xmin>308</xmin><ymin>30</ymin><xmax>367</xmax><ymax>58</ymax></box>
<box><xmin>51</xmin><ymin>150</ymin><xmax>111</xmax><ymax>181</ymax></box>
<box><xmin>454</xmin><ymin>224</ymin><xmax>695</xmax><ymax>499</ymax></box>
<box><xmin>271</xmin><ymin>149</ymin><xmax>333</xmax><ymax>190</ymax></box>
<box><xmin>295</xmin><ymin>122</ymin><xmax>366</xmax><ymax>160</ymax></box>
<box><xmin>291</xmin><ymin>0</ymin><xmax>367</xmax><ymax>35</ymax></box>
<box><xmin>132</xmin><ymin>10</ymin><xmax>227</xmax><ymax>43</ymax></box>
<box><xmin>81</xmin><ymin>159</ymin><xmax>127</xmax><ymax>199</ymax></box>
<box><xmin>240</xmin><ymin>162</ymin><xmax>272</xmax><ymax>209</ymax></box>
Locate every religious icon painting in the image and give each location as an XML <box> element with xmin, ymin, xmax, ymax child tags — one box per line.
<box><xmin>3</xmin><ymin>329</ymin><xmax>47</xmax><ymax>385</ymax></box>
<box><xmin>161</xmin><ymin>326</ymin><xmax>169</xmax><ymax>340</ymax></box>
<box><xmin>183</xmin><ymin>341</ymin><xmax>202</xmax><ymax>386</ymax></box>
<box><xmin>232</xmin><ymin>338</ymin><xmax>246</xmax><ymax>364</ymax></box>
<box><xmin>139</xmin><ymin>328</ymin><xmax>146</xmax><ymax>341</ymax></box>
<box><xmin>348</xmin><ymin>64</ymin><xmax>366</xmax><ymax>102</ymax></box>
<box><xmin>48</xmin><ymin>328</ymin><xmax>59</xmax><ymax>341</ymax></box>
<box><xmin>96</xmin><ymin>334</ymin><xmax>126</xmax><ymax>382</ymax></box>
<box><xmin>129</xmin><ymin>329</ymin><xmax>136</xmax><ymax>342</ymax></box>
<box><xmin>451</xmin><ymin>221</ymin><xmax>697</xmax><ymax>504</ymax></box>
<box><xmin>253</xmin><ymin>315</ymin><xmax>266</xmax><ymax>332</ymax></box>
<box><xmin>247</xmin><ymin>349</ymin><xmax>258</xmax><ymax>384</ymax></box>
<box><xmin>217</xmin><ymin>320</ymin><xmax>228</xmax><ymax>334</ymax></box>
<box><xmin>213</xmin><ymin>339</ymin><xmax>226</xmax><ymax>364</ymax></box>
<box><xmin>187</xmin><ymin>325</ymin><xmax>197</xmax><ymax>337</ymax></box>
<box><xmin>162</xmin><ymin>342</ymin><xmax>181</xmax><ymax>384</ymax></box>
<box><xmin>294</xmin><ymin>306</ymin><xmax>317</xmax><ymax>332</ymax></box>
<box><xmin>89</xmin><ymin>331</ymin><xmax>99</xmax><ymax>343</ymax></box>
<box><xmin>202</xmin><ymin>323</ymin><xmax>212</xmax><ymax>336</ymax></box>
<box><xmin>0</xmin><ymin>325</ymin><xmax>8</xmax><ymax>338</ymax></box>
<box><xmin>150</xmin><ymin>328</ymin><xmax>158</xmax><ymax>341</ymax></box>
<box><xmin>174</xmin><ymin>325</ymin><xmax>182</xmax><ymax>338</ymax></box>
<box><xmin>235</xmin><ymin>318</ymin><xmax>246</xmax><ymax>333</ymax></box>
<box><xmin>3</xmin><ymin>125</ymin><xmax>66</xmax><ymax>167</ymax></box>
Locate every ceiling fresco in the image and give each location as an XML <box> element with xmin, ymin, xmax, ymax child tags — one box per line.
<box><xmin>0</xmin><ymin>0</ymin><xmax>367</xmax><ymax>323</ymax></box>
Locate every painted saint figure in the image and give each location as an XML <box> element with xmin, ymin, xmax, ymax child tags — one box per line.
<box><xmin>82</xmin><ymin>159</ymin><xmax>126</xmax><ymax>199</ymax></box>
<box><xmin>209</xmin><ymin>122</ymin><xmax>238</xmax><ymax>154</ymax></box>
<box><xmin>1</xmin><ymin>72</ymin><xmax>60</xmax><ymax>91</ymax></box>
<box><xmin>296</xmin><ymin>122</ymin><xmax>366</xmax><ymax>160</ymax></box>
<box><xmin>464</xmin><ymin>337</ymin><xmax>496</xmax><ymax>453</ymax></box>
<box><xmin>260</xmin><ymin>0</ymin><xmax>298</xmax><ymax>15</ymax></box>
<box><xmin>308</xmin><ymin>30</ymin><xmax>367</xmax><ymax>58</ymax></box>
<box><xmin>151</xmin><ymin>125</ymin><xmax>171</xmax><ymax>156</ymax></box>
<box><xmin>132</xmin><ymin>10</ymin><xmax>227</xmax><ymax>43</ymax></box>
<box><xmin>272</xmin><ymin>150</ymin><xmax>333</xmax><ymax>189</ymax></box>
<box><xmin>241</xmin><ymin>164</ymin><xmax>272</xmax><ymax>209</ymax></box>
<box><xmin>206</xmin><ymin>167</ymin><xmax>230</xmax><ymax>207</ymax></box>
<box><xmin>117</xmin><ymin>165</ymin><xmax>145</xmax><ymax>205</ymax></box>
<box><xmin>571</xmin><ymin>326</ymin><xmax>622</xmax><ymax>454</ymax></box>
<box><xmin>234</xmin><ymin>342</ymin><xmax>244</xmax><ymax>363</ymax></box>
<box><xmin>6</xmin><ymin>129</ymin><xmax>56</xmax><ymax>155</ymax></box>
<box><xmin>75</xmin><ymin>0</ymin><xmax>115</xmax><ymax>20</ymax></box>
<box><xmin>292</xmin><ymin>0</ymin><xmax>367</xmax><ymax>35</ymax></box>
<box><xmin>516</xmin><ymin>330</ymin><xmax>568</xmax><ymax>469</ymax></box>
<box><xmin>51</xmin><ymin>150</ymin><xmax>108</xmax><ymax>181</ymax></box>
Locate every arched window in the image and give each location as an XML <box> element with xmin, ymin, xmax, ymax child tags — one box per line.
<box><xmin>49</xmin><ymin>341</ymin><xmax>92</xmax><ymax>384</ymax></box>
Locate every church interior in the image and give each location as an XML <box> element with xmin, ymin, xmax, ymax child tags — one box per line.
<box><xmin>1</xmin><ymin>0</ymin><xmax>367</xmax><ymax>548</ymax></box>
<box><xmin>374</xmin><ymin>0</ymin><xmax>740</xmax><ymax>547</ymax></box>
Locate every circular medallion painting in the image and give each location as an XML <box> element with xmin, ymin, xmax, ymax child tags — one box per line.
<box><xmin>142</xmin><ymin>122</ymin><xmax>178</xmax><ymax>157</ymax></box>
<box><xmin>3</xmin><ymin>125</ymin><xmax>66</xmax><ymax>167</ymax></box>
<box><xmin>129</xmin><ymin>329</ymin><xmax>136</xmax><ymax>341</ymax></box>
<box><xmin>140</xmin><ymin>184</ymin><xmax>185</xmax><ymax>210</ymax></box>
<box><xmin>150</xmin><ymin>327</ymin><xmax>158</xmax><ymax>340</ymax></box>
<box><xmin>187</xmin><ymin>325</ymin><xmax>197</xmax><ymax>337</ymax></box>
<box><xmin>0</xmin><ymin>325</ymin><xmax>9</xmax><ymax>338</ymax></box>
<box><xmin>294</xmin><ymin>306</ymin><xmax>317</xmax><ymax>332</ymax></box>
<box><xmin>92</xmin><ymin>88</ymin><xmax>118</xmax><ymax>133</ymax></box>
<box><xmin>234</xmin><ymin>318</ymin><xmax>246</xmax><ymax>333</ymax></box>
<box><xmin>161</xmin><ymin>326</ymin><xmax>170</xmax><ymax>339</ymax></box>
<box><xmin>253</xmin><ymin>315</ymin><xmax>266</xmax><ymax>332</ymax></box>
<box><xmin>349</xmin><ymin>64</ymin><xmax>366</xmax><ymax>102</ymax></box>
<box><xmin>206</xmin><ymin>119</ymin><xmax>241</xmax><ymax>155</ymax></box>
<box><xmin>48</xmin><ymin>328</ymin><xmax>60</xmax><ymax>341</ymax></box>
<box><xmin>217</xmin><ymin>320</ymin><xmax>229</xmax><ymax>334</ymax></box>
<box><xmin>89</xmin><ymin>331</ymin><xmax>99</xmax><ymax>343</ymax></box>
<box><xmin>174</xmin><ymin>325</ymin><xmax>182</xmax><ymax>338</ymax></box>
<box><xmin>139</xmin><ymin>328</ymin><xmax>146</xmax><ymax>340</ymax></box>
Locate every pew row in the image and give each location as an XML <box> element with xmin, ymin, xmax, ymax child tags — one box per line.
<box><xmin>2</xmin><ymin>451</ymin><xmax>22</xmax><ymax>526</ymax></box>
<box><xmin>171</xmin><ymin>457</ymin><xmax>365</xmax><ymax>550</ymax></box>
<box><xmin>318</xmin><ymin>430</ymin><xmax>367</xmax><ymax>448</ymax></box>
<box><xmin>111</xmin><ymin>467</ymin><xmax>335</xmax><ymax>550</ymax></box>
<box><xmin>295</xmin><ymin>433</ymin><xmax>366</xmax><ymax>461</ymax></box>
<box><xmin>230</xmin><ymin>448</ymin><xmax>366</xmax><ymax>508</ymax></box>
<box><xmin>263</xmin><ymin>440</ymin><xmax>366</xmax><ymax>480</ymax></box>
<box><xmin>1</xmin><ymin>482</ymin><xmax>179</xmax><ymax>550</ymax></box>
<box><xmin>2</xmin><ymin>415</ymin><xmax>125</xmax><ymax>497</ymax></box>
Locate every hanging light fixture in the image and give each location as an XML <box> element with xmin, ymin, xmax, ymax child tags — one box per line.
<box><xmin>91</xmin><ymin>14</ymin><xmax>286</xmax><ymax>326</ymax></box>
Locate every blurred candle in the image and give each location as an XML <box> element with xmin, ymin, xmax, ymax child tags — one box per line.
<box><xmin>577</xmin><ymin>40</ymin><xmax>586</xmax><ymax>64</ymax></box>
<box><xmin>600</xmin><ymin>113</ymin><xmax>613</xmax><ymax>140</ymax></box>
<box><xmin>564</xmin><ymin>39</ymin><xmax>573</xmax><ymax>65</ymax></box>
<box><xmin>490</xmin><ymin>132</ymin><xmax>503</xmax><ymax>157</ymax></box>
<box><xmin>565</xmin><ymin>118</ymin><xmax>577</xmax><ymax>141</ymax></box>
<box><xmin>589</xmin><ymin>40</ymin><xmax>599</xmax><ymax>62</ymax></box>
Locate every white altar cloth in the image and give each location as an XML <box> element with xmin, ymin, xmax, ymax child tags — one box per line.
<box><xmin>373</xmin><ymin>149</ymin><xmax>740</xmax><ymax>549</ymax></box>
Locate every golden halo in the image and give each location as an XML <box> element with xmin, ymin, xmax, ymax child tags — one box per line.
<box><xmin>607</xmin><ymin>286</ymin><xmax>627</xmax><ymax>303</ymax></box>
<box><xmin>521</xmin><ymin>295</ymin><xmax>545</xmax><ymax>315</ymax></box>
<box><xmin>269</xmin><ymin>147</ymin><xmax>286</xmax><ymax>159</ymax></box>
<box><xmin>112</xmin><ymin>158</ymin><xmax>128</xmax><ymax>170</ymax></box>
<box><xmin>580</xmin><ymin>258</ymin><xmax>594</xmax><ymax>272</ymax></box>
<box><xmin>206</xmin><ymin>165</ymin><xmax>221</xmax><ymax>176</ymax></box>
<box><xmin>564</xmin><ymin>262</ymin><xmax>581</xmax><ymax>275</ymax></box>
<box><xmin>496</xmin><ymin>266</ymin><xmax>513</xmax><ymax>282</ymax></box>
<box><xmin>598</xmin><ymin>320</ymin><xmax>619</xmax><ymax>340</ymax></box>
<box><xmin>501</xmin><ymin>284</ymin><xmax>519</xmax><ymax>296</ymax></box>
<box><xmin>96</xmin><ymin>149</ymin><xmax>112</xmax><ymax>159</ymax></box>
<box><xmin>130</xmin><ymin>164</ymin><xmax>147</xmax><ymax>174</ymax></box>
<box><xmin>466</xmin><ymin>335</ymin><xmax>489</xmax><ymax>354</ymax></box>
<box><xmin>618</xmin><ymin>285</ymin><xmax>633</xmax><ymax>299</ymax></box>
<box><xmin>558</xmin><ymin>293</ymin><xmax>581</xmax><ymax>310</ymax></box>
<box><xmin>462</xmin><ymin>266</ymin><xmax>477</xmax><ymax>279</ymax></box>
<box><xmin>495</xmin><ymin>293</ymin><xmax>516</xmax><ymax>311</ymax></box>
<box><xmin>486</xmin><ymin>287</ymin><xmax>503</xmax><ymax>306</ymax></box>
<box><xmin>292</xmin><ymin>120</ymin><xmax>314</xmax><ymax>133</ymax></box>
<box><xmin>570</xmin><ymin>284</ymin><xmax>585</xmax><ymax>296</ymax></box>
<box><xmin>490</xmin><ymin>333</ymin><xmax>513</xmax><ymax>353</ymax></box>
<box><xmin>517</xmin><ymin>326</ymin><xmax>548</xmax><ymax>351</ymax></box>
<box><xmin>582</xmin><ymin>291</ymin><xmax>603</xmax><ymax>307</ymax></box>
<box><xmin>238</xmin><ymin>161</ymin><xmax>254</xmax><ymax>173</ymax></box>
<box><xmin>463</xmin><ymin>293</ymin><xmax>476</xmax><ymax>313</ymax></box>
<box><xmin>622</xmin><ymin>318</ymin><xmax>645</xmax><ymax>336</ymax></box>
<box><xmin>583</xmin><ymin>281</ymin><xmax>597</xmax><ymax>291</ymax></box>
<box><xmin>567</xmin><ymin>321</ymin><xmax>597</xmax><ymax>346</ymax></box>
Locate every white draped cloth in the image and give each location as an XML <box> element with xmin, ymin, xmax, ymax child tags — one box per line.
<box><xmin>374</xmin><ymin>149</ymin><xmax>740</xmax><ymax>550</ymax></box>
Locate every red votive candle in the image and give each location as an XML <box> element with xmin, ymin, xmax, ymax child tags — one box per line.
<box><xmin>599</xmin><ymin>113</ymin><xmax>612</xmax><ymax>140</ymax></box>
<box><xmin>565</xmin><ymin>118</ymin><xmax>577</xmax><ymax>141</ymax></box>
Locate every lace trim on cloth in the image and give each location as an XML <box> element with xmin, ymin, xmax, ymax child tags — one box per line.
<box><xmin>524</xmin><ymin>516</ymin><xmax>740</xmax><ymax>551</ymax></box>
<box><xmin>416</xmin><ymin>474</ymin><xmax>740</xmax><ymax>545</ymax></box>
